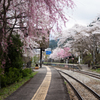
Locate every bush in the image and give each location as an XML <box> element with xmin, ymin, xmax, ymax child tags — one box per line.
<box><xmin>68</xmin><ymin>57</ymin><xmax>78</xmax><ymax>64</ymax></box>
<box><xmin>1</xmin><ymin>68</ymin><xmax>33</xmax><ymax>87</ymax></box>
<box><xmin>1</xmin><ymin>68</ymin><xmax>22</xmax><ymax>87</ymax></box>
<box><xmin>68</xmin><ymin>59</ymin><xmax>73</xmax><ymax>63</ymax></box>
<box><xmin>91</xmin><ymin>68</ymin><xmax>100</xmax><ymax>73</ymax></box>
<box><xmin>22</xmin><ymin>68</ymin><xmax>33</xmax><ymax>77</ymax></box>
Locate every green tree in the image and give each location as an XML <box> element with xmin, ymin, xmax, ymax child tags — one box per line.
<box><xmin>83</xmin><ymin>54</ymin><xmax>92</xmax><ymax>67</ymax></box>
<box><xmin>5</xmin><ymin>34</ymin><xmax>23</xmax><ymax>73</ymax></box>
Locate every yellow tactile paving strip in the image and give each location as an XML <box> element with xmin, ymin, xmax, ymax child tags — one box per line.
<box><xmin>31</xmin><ymin>66</ymin><xmax>51</xmax><ymax>100</ymax></box>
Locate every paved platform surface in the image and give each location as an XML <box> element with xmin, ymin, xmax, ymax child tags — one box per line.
<box><xmin>5</xmin><ymin>66</ymin><xmax>70</xmax><ymax>100</ymax></box>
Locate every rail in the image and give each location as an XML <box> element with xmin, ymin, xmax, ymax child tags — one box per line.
<box><xmin>59</xmin><ymin>70</ymin><xmax>100</xmax><ymax>99</ymax></box>
<box><xmin>75</xmin><ymin>71</ymin><xmax>100</xmax><ymax>79</ymax></box>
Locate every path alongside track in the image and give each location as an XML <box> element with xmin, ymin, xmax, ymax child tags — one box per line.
<box><xmin>5</xmin><ymin>66</ymin><xmax>70</xmax><ymax>100</ymax></box>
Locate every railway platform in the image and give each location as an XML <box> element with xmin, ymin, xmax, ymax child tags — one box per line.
<box><xmin>5</xmin><ymin>66</ymin><xmax>70</xmax><ymax>100</ymax></box>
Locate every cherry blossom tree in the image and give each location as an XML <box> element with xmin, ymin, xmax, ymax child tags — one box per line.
<box><xmin>49</xmin><ymin>47</ymin><xmax>71</xmax><ymax>61</ymax></box>
<box><xmin>0</xmin><ymin>0</ymin><xmax>75</xmax><ymax>70</ymax></box>
<box><xmin>57</xmin><ymin>15</ymin><xmax>100</xmax><ymax>64</ymax></box>
<box><xmin>57</xmin><ymin>24</ymin><xmax>86</xmax><ymax>47</ymax></box>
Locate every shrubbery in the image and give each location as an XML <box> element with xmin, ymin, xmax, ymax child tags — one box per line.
<box><xmin>5</xmin><ymin>34</ymin><xmax>23</xmax><ymax>72</ymax></box>
<box><xmin>1</xmin><ymin>68</ymin><xmax>33</xmax><ymax>87</ymax></box>
<box><xmin>22</xmin><ymin>68</ymin><xmax>33</xmax><ymax>77</ymax></box>
<box><xmin>0</xmin><ymin>34</ymin><xmax>33</xmax><ymax>88</ymax></box>
<box><xmin>68</xmin><ymin>57</ymin><xmax>78</xmax><ymax>64</ymax></box>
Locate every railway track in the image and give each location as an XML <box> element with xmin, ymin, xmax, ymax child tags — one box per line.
<box><xmin>75</xmin><ymin>71</ymin><xmax>100</xmax><ymax>79</ymax></box>
<box><xmin>59</xmin><ymin>70</ymin><xmax>100</xmax><ymax>100</ymax></box>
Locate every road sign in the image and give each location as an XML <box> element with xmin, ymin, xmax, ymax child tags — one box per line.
<box><xmin>46</xmin><ymin>51</ymin><xmax>52</xmax><ymax>55</ymax></box>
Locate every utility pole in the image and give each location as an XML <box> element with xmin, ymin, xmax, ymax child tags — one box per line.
<box><xmin>40</xmin><ymin>48</ymin><xmax>42</xmax><ymax>68</ymax></box>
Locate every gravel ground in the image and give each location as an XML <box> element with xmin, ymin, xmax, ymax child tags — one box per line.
<box><xmin>65</xmin><ymin>80</ymin><xmax>78</xmax><ymax>100</ymax></box>
<box><xmin>55</xmin><ymin>68</ymin><xmax>100</xmax><ymax>100</ymax></box>
<box><xmin>61</xmin><ymin>72</ymin><xmax>98</xmax><ymax>100</ymax></box>
<box><xmin>63</xmin><ymin>70</ymin><xmax>100</xmax><ymax>95</ymax></box>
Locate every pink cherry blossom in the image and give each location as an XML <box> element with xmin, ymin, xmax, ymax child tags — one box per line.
<box><xmin>49</xmin><ymin>47</ymin><xmax>71</xmax><ymax>60</ymax></box>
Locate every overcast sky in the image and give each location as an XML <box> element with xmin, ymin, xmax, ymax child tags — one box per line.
<box><xmin>65</xmin><ymin>0</ymin><xmax>100</xmax><ymax>30</ymax></box>
<box><xmin>50</xmin><ymin>0</ymin><xmax>100</xmax><ymax>40</ymax></box>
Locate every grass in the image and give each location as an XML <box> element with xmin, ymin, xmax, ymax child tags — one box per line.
<box><xmin>91</xmin><ymin>68</ymin><xmax>100</xmax><ymax>73</ymax></box>
<box><xmin>0</xmin><ymin>71</ymin><xmax>38</xmax><ymax>100</ymax></box>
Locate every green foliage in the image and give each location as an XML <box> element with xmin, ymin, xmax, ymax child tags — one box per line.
<box><xmin>96</xmin><ymin>54</ymin><xmax>100</xmax><ymax>64</ymax></box>
<box><xmin>43</xmin><ymin>62</ymin><xmax>48</xmax><ymax>64</ymax></box>
<box><xmin>83</xmin><ymin>54</ymin><xmax>92</xmax><ymax>64</ymax></box>
<box><xmin>0</xmin><ymin>34</ymin><xmax>35</xmax><ymax>88</ymax></box>
<box><xmin>96</xmin><ymin>68</ymin><xmax>100</xmax><ymax>73</ymax></box>
<box><xmin>64</xmin><ymin>81</ymin><xmax>67</xmax><ymax>84</ymax></box>
<box><xmin>91</xmin><ymin>68</ymin><xmax>100</xmax><ymax>73</ymax></box>
<box><xmin>68</xmin><ymin>57</ymin><xmax>78</xmax><ymax>64</ymax></box>
<box><xmin>1</xmin><ymin>68</ymin><xmax>33</xmax><ymax>87</ymax></box>
<box><xmin>5</xmin><ymin>34</ymin><xmax>23</xmax><ymax>72</ymax></box>
<box><xmin>45</xmin><ymin>55</ymin><xmax>48</xmax><ymax>61</ymax></box>
<box><xmin>0</xmin><ymin>72</ymin><xmax>38</xmax><ymax>100</ymax></box>
<box><xmin>1</xmin><ymin>68</ymin><xmax>22</xmax><ymax>87</ymax></box>
<box><xmin>22</xmin><ymin>68</ymin><xmax>33</xmax><ymax>77</ymax></box>
<box><xmin>68</xmin><ymin>59</ymin><xmax>73</xmax><ymax>63</ymax></box>
<box><xmin>74</xmin><ymin>57</ymin><xmax>78</xmax><ymax>63</ymax></box>
<box><xmin>32</xmin><ymin>55</ymin><xmax>39</xmax><ymax>67</ymax></box>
